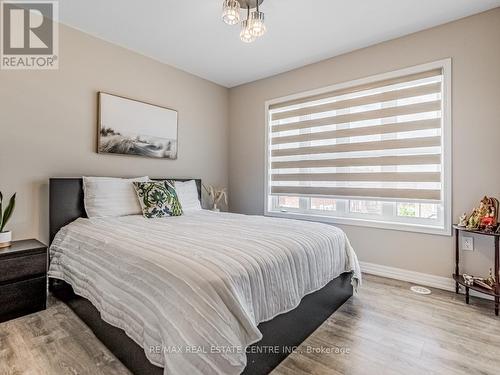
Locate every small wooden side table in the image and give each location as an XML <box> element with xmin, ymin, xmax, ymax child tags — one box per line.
<box><xmin>453</xmin><ymin>225</ymin><xmax>499</xmax><ymax>316</ymax></box>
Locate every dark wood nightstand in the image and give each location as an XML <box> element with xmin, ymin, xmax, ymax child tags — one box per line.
<box><xmin>0</xmin><ymin>239</ymin><xmax>48</xmax><ymax>323</ymax></box>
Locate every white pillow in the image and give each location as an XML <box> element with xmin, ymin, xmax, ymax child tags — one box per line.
<box><xmin>83</xmin><ymin>176</ymin><xmax>149</xmax><ymax>218</ymax></box>
<box><xmin>174</xmin><ymin>180</ymin><xmax>202</xmax><ymax>211</ymax></box>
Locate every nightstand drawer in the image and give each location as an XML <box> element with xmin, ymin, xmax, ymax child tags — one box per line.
<box><xmin>0</xmin><ymin>276</ymin><xmax>47</xmax><ymax>322</ymax></box>
<box><xmin>0</xmin><ymin>252</ymin><xmax>47</xmax><ymax>284</ymax></box>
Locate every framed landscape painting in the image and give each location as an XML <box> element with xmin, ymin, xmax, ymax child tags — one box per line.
<box><xmin>98</xmin><ymin>92</ymin><xmax>178</xmax><ymax>159</ymax></box>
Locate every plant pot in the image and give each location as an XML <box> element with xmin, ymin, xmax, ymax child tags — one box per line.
<box><xmin>0</xmin><ymin>231</ymin><xmax>12</xmax><ymax>249</ymax></box>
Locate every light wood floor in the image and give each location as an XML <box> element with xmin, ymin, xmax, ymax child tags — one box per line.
<box><xmin>1</xmin><ymin>274</ymin><xmax>499</xmax><ymax>375</ymax></box>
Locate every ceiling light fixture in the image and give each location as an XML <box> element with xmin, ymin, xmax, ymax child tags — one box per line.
<box><xmin>222</xmin><ymin>0</ymin><xmax>241</xmax><ymax>25</ymax></box>
<box><xmin>240</xmin><ymin>7</ymin><xmax>256</xmax><ymax>43</ymax></box>
<box><xmin>223</xmin><ymin>0</ymin><xmax>267</xmax><ymax>43</ymax></box>
<box><xmin>249</xmin><ymin>2</ymin><xmax>266</xmax><ymax>37</ymax></box>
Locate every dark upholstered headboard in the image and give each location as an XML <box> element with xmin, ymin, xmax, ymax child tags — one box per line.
<box><xmin>49</xmin><ymin>178</ymin><xmax>202</xmax><ymax>244</ymax></box>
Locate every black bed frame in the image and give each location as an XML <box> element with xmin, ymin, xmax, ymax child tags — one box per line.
<box><xmin>48</xmin><ymin>178</ymin><xmax>353</xmax><ymax>375</ymax></box>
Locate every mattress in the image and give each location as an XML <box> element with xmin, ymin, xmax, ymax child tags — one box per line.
<box><xmin>49</xmin><ymin>210</ymin><xmax>361</xmax><ymax>375</ymax></box>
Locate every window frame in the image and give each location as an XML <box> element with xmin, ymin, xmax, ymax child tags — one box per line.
<box><xmin>264</xmin><ymin>59</ymin><xmax>452</xmax><ymax>236</ymax></box>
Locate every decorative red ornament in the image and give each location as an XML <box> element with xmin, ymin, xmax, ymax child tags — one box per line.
<box><xmin>481</xmin><ymin>216</ymin><xmax>494</xmax><ymax>227</ymax></box>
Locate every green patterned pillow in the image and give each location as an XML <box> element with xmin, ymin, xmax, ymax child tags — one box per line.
<box><xmin>133</xmin><ymin>180</ymin><xmax>183</xmax><ymax>218</ymax></box>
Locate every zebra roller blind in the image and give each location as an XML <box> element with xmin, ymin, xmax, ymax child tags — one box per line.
<box><xmin>268</xmin><ymin>68</ymin><xmax>444</xmax><ymax>202</ymax></box>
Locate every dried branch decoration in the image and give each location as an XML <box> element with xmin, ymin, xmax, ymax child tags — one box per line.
<box><xmin>203</xmin><ymin>184</ymin><xmax>228</xmax><ymax>210</ymax></box>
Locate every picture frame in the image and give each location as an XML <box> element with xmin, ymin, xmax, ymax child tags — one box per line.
<box><xmin>97</xmin><ymin>92</ymin><xmax>178</xmax><ymax>160</ymax></box>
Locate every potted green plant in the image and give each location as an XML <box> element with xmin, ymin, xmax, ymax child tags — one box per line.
<box><xmin>0</xmin><ymin>192</ymin><xmax>16</xmax><ymax>248</ymax></box>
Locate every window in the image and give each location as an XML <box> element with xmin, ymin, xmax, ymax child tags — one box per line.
<box><xmin>265</xmin><ymin>60</ymin><xmax>451</xmax><ymax>235</ymax></box>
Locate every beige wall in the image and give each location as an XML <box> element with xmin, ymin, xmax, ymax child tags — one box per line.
<box><xmin>0</xmin><ymin>24</ymin><xmax>229</xmax><ymax>244</ymax></box>
<box><xmin>228</xmin><ymin>8</ymin><xmax>500</xmax><ymax>278</ymax></box>
<box><xmin>1</xmin><ymin>10</ymin><xmax>499</xmax><ymax>279</ymax></box>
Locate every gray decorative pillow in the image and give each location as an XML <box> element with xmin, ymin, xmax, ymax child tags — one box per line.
<box><xmin>133</xmin><ymin>180</ymin><xmax>183</xmax><ymax>218</ymax></box>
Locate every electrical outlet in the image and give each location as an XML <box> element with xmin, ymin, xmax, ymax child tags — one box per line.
<box><xmin>462</xmin><ymin>236</ymin><xmax>474</xmax><ymax>251</ymax></box>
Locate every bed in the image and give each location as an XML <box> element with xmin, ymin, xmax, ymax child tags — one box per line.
<box><xmin>48</xmin><ymin>178</ymin><xmax>361</xmax><ymax>375</ymax></box>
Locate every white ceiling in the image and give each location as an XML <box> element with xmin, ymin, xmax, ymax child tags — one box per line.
<box><xmin>59</xmin><ymin>0</ymin><xmax>500</xmax><ymax>87</ymax></box>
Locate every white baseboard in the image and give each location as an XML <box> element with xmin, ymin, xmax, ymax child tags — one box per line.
<box><xmin>360</xmin><ymin>261</ymin><xmax>494</xmax><ymax>300</ymax></box>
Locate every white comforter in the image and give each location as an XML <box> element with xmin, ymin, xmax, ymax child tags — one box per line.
<box><xmin>49</xmin><ymin>210</ymin><xmax>361</xmax><ymax>375</ymax></box>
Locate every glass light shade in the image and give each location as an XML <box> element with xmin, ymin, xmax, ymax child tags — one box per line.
<box><xmin>249</xmin><ymin>11</ymin><xmax>266</xmax><ymax>37</ymax></box>
<box><xmin>240</xmin><ymin>20</ymin><xmax>256</xmax><ymax>43</ymax></box>
<box><xmin>222</xmin><ymin>0</ymin><xmax>241</xmax><ymax>25</ymax></box>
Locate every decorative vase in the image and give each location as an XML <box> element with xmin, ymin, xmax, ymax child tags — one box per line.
<box><xmin>0</xmin><ymin>231</ymin><xmax>12</xmax><ymax>249</ymax></box>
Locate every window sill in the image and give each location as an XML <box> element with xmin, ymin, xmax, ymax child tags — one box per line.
<box><xmin>265</xmin><ymin>210</ymin><xmax>451</xmax><ymax>236</ymax></box>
